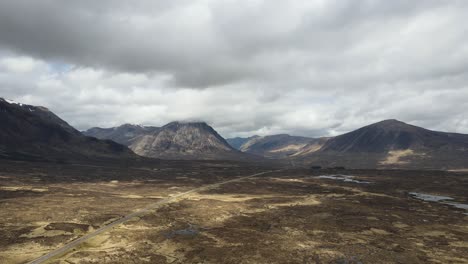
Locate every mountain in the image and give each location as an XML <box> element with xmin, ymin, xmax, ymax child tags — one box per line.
<box><xmin>226</xmin><ymin>136</ymin><xmax>259</xmax><ymax>150</ymax></box>
<box><xmin>234</xmin><ymin>134</ymin><xmax>317</xmax><ymax>158</ymax></box>
<box><xmin>86</xmin><ymin>122</ymin><xmax>256</xmax><ymax>161</ymax></box>
<box><xmin>318</xmin><ymin>119</ymin><xmax>468</xmax><ymax>153</ymax></box>
<box><xmin>293</xmin><ymin>119</ymin><xmax>468</xmax><ymax>169</ymax></box>
<box><xmin>0</xmin><ymin>98</ymin><xmax>136</xmax><ymax>162</ymax></box>
<box><xmin>84</xmin><ymin>124</ymin><xmax>160</xmax><ymax>146</ymax></box>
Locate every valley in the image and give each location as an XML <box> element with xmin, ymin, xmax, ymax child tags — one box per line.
<box><xmin>1</xmin><ymin>99</ymin><xmax>467</xmax><ymax>263</ymax></box>
<box><xmin>0</xmin><ymin>160</ymin><xmax>466</xmax><ymax>264</ymax></box>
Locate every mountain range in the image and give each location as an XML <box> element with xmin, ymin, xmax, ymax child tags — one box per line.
<box><xmin>227</xmin><ymin>119</ymin><xmax>468</xmax><ymax>169</ymax></box>
<box><xmin>2</xmin><ymin>98</ymin><xmax>467</xmax><ymax>169</ymax></box>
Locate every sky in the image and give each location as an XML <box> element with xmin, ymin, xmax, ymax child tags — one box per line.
<box><xmin>0</xmin><ymin>0</ymin><xmax>467</xmax><ymax>138</ymax></box>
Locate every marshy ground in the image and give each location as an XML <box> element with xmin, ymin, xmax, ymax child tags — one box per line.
<box><xmin>0</xmin><ymin>160</ymin><xmax>467</xmax><ymax>263</ymax></box>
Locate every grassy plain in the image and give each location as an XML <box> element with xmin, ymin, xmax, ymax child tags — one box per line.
<box><xmin>0</xmin><ymin>160</ymin><xmax>467</xmax><ymax>263</ymax></box>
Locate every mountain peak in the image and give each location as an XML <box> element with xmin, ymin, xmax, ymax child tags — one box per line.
<box><xmin>85</xmin><ymin>121</ymin><xmax>248</xmax><ymax>160</ymax></box>
<box><xmin>0</xmin><ymin>98</ymin><xmax>23</xmax><ymax>106</ymax></box>
<box><xmin>374</xmin><ymin>119</ymin><xmax>407</xmax><ymax>126</ymax></box>
<box><xmin>376</xmin><ymin>119</ymin><xmax>402</xmax><ymax>124</ymax></box>
<box><xmin>318</xmin><ymin>119</ymin><xmax>435</xmax><ymax>153</ymax></box>
<box><xmin>164</xmin><ymin>121</ymin><xmax>209</xmax><ymax>127</ymax></box>
<box><xmin>129</xmin><ymin>120</ymin><xmax>243</xmax><ymax>160</ymax></box>
<box><xmin>118</xmin><ymin>123</ymin><xmax>144</xmax><ymax>129</ymax></box>
<box><xmin>369</xmin><ymin>119</ymin><xmax>420</xmax><ymax>133</ymax></box>
<box><xmin>162</xmin><ymin>121</ymin><xmax>213</xmax><ymax>132</ymax></box>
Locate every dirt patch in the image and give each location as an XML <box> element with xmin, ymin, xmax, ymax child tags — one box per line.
<box><xmin>380</xmin><ymin>149</ymin><xmax>416</xmax><ymax>165</ymax></box>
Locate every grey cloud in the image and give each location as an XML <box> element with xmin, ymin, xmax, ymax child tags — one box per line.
<box><xmin>1</xmin><ymin>1</ymin><xmax>467</xmax><ymax>88</ymax></box>
<box><xmin>0</xmin><ymin>1</ymin><xmax>467</xmax><ymax>137</ymax></box>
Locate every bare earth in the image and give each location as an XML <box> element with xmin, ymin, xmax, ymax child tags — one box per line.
<box><xmin>0</xmin><ymin>160</ymin><xmax>467</xmax><ymax>264</ymax></box>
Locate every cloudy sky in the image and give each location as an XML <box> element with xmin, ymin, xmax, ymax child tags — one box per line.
<box><xmin>1</xmin><ymin>0</ymin><xmax>467</xmax><ymax>138</ymax></box>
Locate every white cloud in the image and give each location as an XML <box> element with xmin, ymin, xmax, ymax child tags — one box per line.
<box><xmin>1</xmin><ymin>56</ymin><xmax>44</xmax><ymax>73</ymax></box>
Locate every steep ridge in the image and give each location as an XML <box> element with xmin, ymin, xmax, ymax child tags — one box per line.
<box><xmin>0</xmin><ymin>98</ymin><xmax>135</xmax><ymax>161</ymax></box>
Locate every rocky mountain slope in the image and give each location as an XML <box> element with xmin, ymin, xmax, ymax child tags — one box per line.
<box><xmin>86</xmin><ymin>122</ymin><xmax>255</xmax><ymax>161</ymax></box>
<box><xmin>229</xmin><ymin>134</ymin><xmax>317</xmax><ymax>158</ymax></box>
<box><xmin>0</xmin><ymin>98</ymin><xmax>136</xmax><ymax>162</ymax></box>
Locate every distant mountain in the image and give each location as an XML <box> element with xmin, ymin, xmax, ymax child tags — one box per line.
<box><xmin>0</xmin><ymin>98</ymin><xmax>136</xmax><ymax>162</ymax></box>
<box><xmin>86</xmin><ymin>122</ymin><xmax>256</xmax><ymax>161</ymax></box>
<box><xmin>226</xmin><ymin>136</ymin><xmax>259</xmax><ymax>150</ymax></box>
<box><xmin>234</xmin><ymin>134</ymin><xmax>317</xmax><ymax>158</ymax></box>
<box><xmin>84</xmin><ymin>124</ymin><xmax>160</xmax><ymax>146</ymax></box>
<box><xmin>293</xmin><ymin>119</ymin><xmax>468</xmax><ymax>169</ymax></box>
<box><xmin>318</xmin><ymin>119</ymin><xmax>468</xmax><ymax>153</ymax></box>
